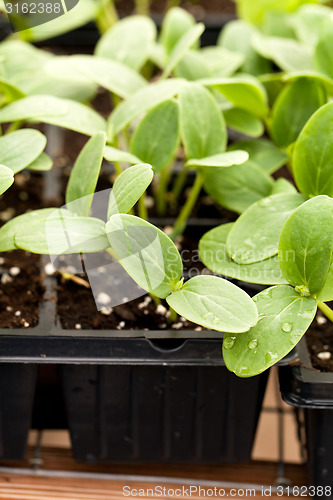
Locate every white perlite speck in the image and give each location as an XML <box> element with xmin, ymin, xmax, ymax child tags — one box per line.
<box><xmin>14</xmin><ymin>311</ymin><xmax>21</xmax><ymax>317</ymax></box>
<box><xmin>100</xmin><ymin>307</ymin><xmax>113</xmax><ymax>316</ymax></box>
<box><xmin>1</xmin><ymin>274</ymin><xmax>13</xmax><ymax>284</ymax></box>
<box><xmin>117</xmin><ymin>321</ymin><xmax>125</xmax><ymax>330</ymax></box>
<box><xmin>75</xmin><ymin>324</ymin><xmax>82</xmax><ymax>330</ymax></box>
<box><xmin>172</xmin><ymin>322</ymin><xmax>183</xmax><ymax>330</ymax></box>
<box><xmin>9</xmin><ymin>267</ymin><xmax>20</xmax><ymax>276</ymax></box>
<box><xmin>156</xmin><ymin>305</ymin><xmax>167</xmax><ymax>315</ymax></box>
<box><xmin>317</xmin><ymin>315</ymin><xmax>327</xmax><ymax>325</ymax></box>
<box><xmin>23</xmin><ymin>321</ymin><xmax>30</xmax><ymax>328</ymax></box>
<box><xmin>317</xmin><ymin>351</ymin><xmax>331</xmax><ymax>361</ymax></box>
<box><xmin>44</xmin><ymin>263</ymin><xmax>55</xmax><ymax>275</ymax></box>
<box><xmin>97</xmin><ymin>292</ymin><xmax>111</xmax><ymax>305</ymax></box>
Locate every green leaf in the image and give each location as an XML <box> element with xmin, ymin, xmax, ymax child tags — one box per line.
<box><xmin>0</xmin><ymin>208</ymin><xmax>62</xmax><ymax>251</ymax></box>
<box><xmin>106</xmin><ymin>214</ymin><xmax>182</xmax><ymax>299</ymax></box>
<box><xmin>224</xmin><ymin>108</ymin><xmax>264</xmax><ymax>138</ymax></box>
<box><xmin>199</xmin><ymin>223</ymin><xmax>288</xmax><ymax>285</ymax></box>
<box><xmin>108</xmin><ymin>79</ymin><xmax>185</xmax><ymax>138</ymax></box>
<box><xmin>223</xmin><ymin>285</ymin><xmax>317</xmax><ymax>377</ymax></box>
<box><xmin>95</xmin><ymin>16</ymin><xmax>156</xmax><ymax>71</ymax></box>
<box><xmin>271</xmin><ymin>178</ymin><xmax>297</xmax><ymax>195</ymax></box>
<box><xmin>279</xmin><ymin>195</ymin><xmax>333</xmax><ymax>295</ymax></box>
<box><xmin>0</xmin><ymin>77</ymin><xmax>25</xmax><ymax>102</ymax></box>
<box><xmin>66</xmin><ymin>132</ymin><xmax>106</xmax><ymax>217</ymax></box>
<box><xmin>270</xmin><ymin>77</ymin><xmax>327</xmax><ymax>148</ymax></box>
<box><xmin>108</xmin><ymin>164</ymin><xmax>153</xmax><ymax>218</ymax></box>
<box><xmin>15</xmin><ymin>211</ymin><xmax>109</xmax><ymax>255</ymax></box>
<box><xmin>0</xmin><ymin>165</ymin><xmax>14</xmax><ymax>195</ymax></box>
<box><xmin>227</xmin><ymin>193</ymin><xmax>306</xmax><ymax>264</ymax></box>
<box><xmin>204</xmin><ymin>160</ymin><xmax>274</xmax><ymax>214</ymax></box>
<box><xmin>179</xmin><ymin>83</ymin><xmax>227</xmax><ymax>159</ymax></box>
<box><xmin>293</xmin><ymin>102</ymin><xmax>333</xmax><ymax>198</ymax></box>
<box><xmin>67</xmin><ymin>56</ymin><xmax>147</xmax><ymax>98</ymax></box>
<box><xmin>228</xmin><ymin>140</ymin><xmax>288</xmax><ymax>174</ymax></box>
<box><xmin>200</xmin><ymin>47</ymin><xmax>245</xmax><ymax>77</ymax></box>
<box><xmin>166</xmin><ymin>275</ymin><xmax>258</xmax><ymax>333</ymax></box>
<box><xmin>186</xmin><ymin>150</ymin><xmax>249</xmax><ymax>169</ymax></box>
<box><xmin>27</xmin><ymin>152</ymin><xmax>52</xmax><ymax>171</ymax></box>
<box><xmin>235</xmin><ymin>0</ymin><xmax>316</xmax><ymax>25</ymax></box>
<box><xmin>174</xmin><ymin>51</ymin><xmax>211</xmax><ymax>81</ymax></box>
<box><xmin>200</xmin><ymin>76</ymin><xmax>268</xmax><ymax>118</ymax></box>
<box><xmin>104</xmin><ymin>146</ymin><xmax>141</xmax><ymax>165</ymax></box>
<box><xmin>316</xmin><ymin>264</ymin><xmax>333</xmax><ymax>302</ymax></box>
<box><xmin>0</xmin><ymin>96</ymin><xmax>106</xmax><ymax>136</ymax></box>
<box><xmin>218</xmin><ymin>20</ymin><xmax>271</xmax><ymax>75</ymax></box>
<box><xmin>130</xmin><ymin>100</ymin><xmax>179</xmax><ymax>173</ymax></box>
<box><xmin>252</xmin><ymin>34</ymin><xmax>314</xmax><ymax>72</ymax></box>
<box><xmin>162</xmin><ymin>23</ymin><xmax>205</xmax><ymax>79</ymax></box>
<box><xmin>290</xmin><ymin>4</ymin><xmax>333</xmax><ymax>47</ymax></box>
<box><xmin>0</xmin><ymin>129</ymin><xmax>46</xmax><ymax>174</ymax></box>
<box><xmin>282</xmin><ymin>71</ymin><xmax>333</xmax><ymax>95</ymax></box>
<box><xmin>160</xmin><ymin>7</ymin><xmax>197</xmax><ymax>55</ymax></box>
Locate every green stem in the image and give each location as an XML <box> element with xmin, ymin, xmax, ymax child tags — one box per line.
<box><xmin>135</xmin><ymin>0</ymin><xmax>150</xmax><ymax>16</ymax></box>
<box><xmin>168</xmin><ymin>306</ymin><xmax>178</xmax><ymax>324</ymax></box>
<box><xmin>170</xmin><ymin>169</ymin><xmax>204</xmax><ymax>241</ymax></box>
<box><xmin>5</xmin><ymin>120</ymin><xmax>22</xmax><ymax>134</ymax></box>
<box><xmin>138</xmin><ymin>192</ymin><xmax>148</xmax><ymax>220</ymax></box>
<box><xmin>95</xmin><ymin>0</ymin><xmax>118</xmax><ymax>34</ymax></box>
<box><xmin>149</xmin><ymin>293</ymin><xmax>161</xmax><ymax>307</ymax></box>
<box><xmin>171</xmin><ymin>168</ymin><xmax>188</xmax><ymax>204</ymax></box>
<box><xmin>317</xmin><ymin>301</ymin><xmax>333</xmax><ymax>323</ymax></box>
<box><xmin>156</xmin><ymin>163</ymin><xmax>173</xmax><ymax>216</ymax></box>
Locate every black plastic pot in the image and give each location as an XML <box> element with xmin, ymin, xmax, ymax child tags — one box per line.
<box><xmin>0</xmin><ymin>363</ymin><xmax>37</xmax><ymax>459</ymax></box>
<box><xmin>279</xmin><ymin>338</ymin><xmax>333</xmax><ymax>493</ymax></box>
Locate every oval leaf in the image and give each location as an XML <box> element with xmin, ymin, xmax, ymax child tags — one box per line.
<box><xmin>106</xmin><ymin>214</ymin><xmax>183</xmax><ymax>299</ymax></box>
<box><xmin>179</xmin><ymin>83</ymin><xmax>227</xmax><ymax>159</ymax></box>
<box><xmin>199</xmin><ymin>223</ymin><xmax>288</xmax><ymax>285</ymax></box>
<box><xmin>0</xmin><ymin>165</ymin><xmax>14</xmax><ymax>195</ymax></box>
<box><xmin>160</xmin><ymin>7</ymin><xmax>196</xmax><ymax>55</ymax></box>
<box><xmin>130</xmin><ymin>100</ymin><xmax>179</xmax><ymax>173</ymax></box>
<box><xmin>0</xmin><ymin>129</ymin><xmax>46</xmax><ymax>174</ymax></box>
<box><xmin>166</xmin><ymin>275</ymin><xmax>258</xmax><ymax>333</ymax></box>
<box><xmin>227</xmin><ymin>193</ymin><xmax>306</xmax><ymax>264</ymax></box>
<box><xmin>228</xmin><ymin>139</ymin><xmax>288</xmax><ymax>175</ymax></box>
<box><xmin>108</xmin><ymin>164</ymin><xmax>153</xmax><ymax>218</ymax></box>
<box><xmin>104</xmin><ymin>146</ymin><xmax>141</xmax><ymax>165</ymax></box>
<box><xmin>223</xmin><ymin>285</ymin><xmax>317</xmax><ymax>377</ymax></box>
<box><xmin>279</xmin><ymin>195</ymin><xmax>333</xmax><ymax>295</ymax></box>
<box><xmin>293</xmin><ymin>102</ymin><xmax>333</xmax><ymax>198</ymax></box>
<box><xmin>224</xmin><ymin>108</ymin><xmax>264</xmax><ymax>138</ymax></box>
<box><xmin>186</xmin><ymin>150</ymin><xmax>249</xmax><ymax>169</ymax></box>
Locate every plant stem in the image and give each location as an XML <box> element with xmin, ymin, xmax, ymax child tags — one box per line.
<box><xmin>5</xmin><ymin>120</ymin><xmax>22</xmax><ymax>134</ymax></box>
<box><xmin>168</xmin><ymin>306</ymin><xmax>178</xmax><ymax>324</ymax></box>
<box><xmin>317</xmin><ymin>301</ymin><xmax>333</xmax><ymax>323</ymax></box>
<box><xmin>171</xmin><ymin>168</ymin><xmax>188</xmax><ymax>203</ymax></box>
<box><xmin>135</xmin><ymin>0</ymin><xmax>150</xmax><ymax>16</ymax></box>
<box><xmin>149</xmin><ymin>293</ymin><xmax>161</xmax><ymax>307</ymax></box>
<box><xmin>138</xmin><ymin>192</ymin><xmax>148</xmax><ymax>220</ymax></box>
<box><xmin>169</xmin><ymin>169</ymin><xmax>204</xmax><ymax>241</ymax></box>
<box><xmin>95</xmin><ymin>0</ymin><xmax>118</xmax><ymax>33</ymax></box>
<box><xmin>156</xmin><ymin>163</ymin><xmax>173</xmax><ymax>216</ymax></box>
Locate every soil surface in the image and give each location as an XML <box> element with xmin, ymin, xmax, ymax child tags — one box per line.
<box><xmin>116</xmin><ymin>0</ymin><xmax>236</xmax><ymax>16</ymax></box>
<box><xmin>0</xmin><ymin>251</ymin><xmax>43</xmax><ymax>328</ymax></box>
<box><xmin>306</xmin><ymin>309</ymin><xmax>333</xmax><ymax>372</ymax></box>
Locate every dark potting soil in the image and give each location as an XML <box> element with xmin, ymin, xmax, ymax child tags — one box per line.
<box><xmin>116</xmin><ymin>0</ymin><xmax>236</xmax><ymax>16</ymax></box>
<box><xmin>306</xmin><ymin>309</ymin><xmax>333</xmax><ymax>373</ymax></box>
<box><xmin>0</xmin><ymin>250</ymin><xmax>44</xmax><ymax>328</ymax></box>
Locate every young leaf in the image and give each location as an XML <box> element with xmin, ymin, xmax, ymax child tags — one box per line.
<box><xmin>293</xmin><ymin>102</ymin><xmax>333</xmax><ymax>198</ymax></box>
<box><xmin>200</xmin><ymin>76</ymin><xmax>268</xmax><ymax>118</ymax></box>
<box><xmin>108</xmin><ymin>79</ymin><xmax>185</xmax><ymax>138</ymax></box>
<box><xmin>290</xmin><ymin>4</ymin><xmax>333</xmax><ymax>47</ymax></box>
<box><xmin>0</xmin><ymin>208</ymin><xmax>65</xmax><ymax>251</ymax></box>
<box><xmin>27</xmin><ymin>153</ymin><xmax>53</xmax><ymax>171</ymax></box>
<box><xmin>204</xmin><ymin>160</ymin><xmax>274</xmax><ymax>214</ymax></box>
<box><xmin>74</xmin><ymin>56</ymin><xmax>146</xmax><ymax>97</ymax></box>
<box><xmin>95</xmin><ymin>16</ymin><xmax>157</xmax><ymax>71</ymax></box>
<box><xmin>200</xmin><ymin>47</ymin><xmax>245</xmax><ymax>77</ymax></box>
<box><xmin>316</xmin><ymin>264</ymin><xmax>333</xmax><ymax>302</ymax></box>
<box><xmin>227</xmin><ymin>193</ymin><xmax>306</xmax><ymax>264</ymax></box>
<box><xmin>0</xmin><ymin>77</ymin><xmax>25</xmax><ymax>102</ymax></box>
<box><xmin>314</xmin><ymin>18</ymin><xmax>333</xmax><ymax>80</ymax></box>
<box><xmin>15</xmin><ymin>212</ymin><xmax>109</xmax><ymax>255</ymax></box>
<box><xmin>179</xmin><ymin>83</ymin><xmax>227</xmax><ymax>159</ymax></box>
<box><xmin>252</xmin><ymin>34</ymin><xmax>314</xmax><ymax>73</ymax></box>
<box><xmin>0</xmin><ymin>129</ymin><xmax>46</xmax><ymax>174</ymax></box>
<box><xmin>186</xmin><ymin>150</ymin><xmax>249</xmax><ymax>169</ymax></box>
<box><xmin>0</xmin><ymin>165</ymin><xmax>14</xmax><ymax>195</ymax></box>
<box><xmin>224</xmin><ymin>108</ymin><xmax>264</xmax><ymax>138</ymax></box>
<box><xmin>228</xmin><ymin>140</ymin><xmax>288</xmax><ymax>175</ymax></box>
<box><xmin>0</xmin><ymin>96</ymin><xmax>106</xmax><ymax>137</ymax></box>
<box><xmin>162</xmin><ymin>23</ymin><xmax>205</xmax><ymax>79</ymax></box>
<box><xmin>160</xmin><ymin>7</ymin><xmax>197</xmax><ymax>55</ymax></box>
<box><xmin>107</xmin><ymin>164</ymin><xmax>153</xmax><ymax>218</ymax></box>
<box><xmin>223</xmin><ymin>285</ymin><xmax>317</xmax><ymax>377</ymax></box>
<box><xmin>218</xmin><ymin>20</ymin><xmax>271</xmax><ymax>75</ymax></box>
<box><xmin>271</xmin><ymin>178</ymin><xmax>297</xmax><ymax>196</ymax></box>
<box><xmin>270</xmin><ymin>77</ymin><xmax>327</xmax><ymax>148</ymax></box>
<box><xmin>66</xmin><ymin>132</ymin><xmax>106</xmax><ymax>217</ymax></box>
<box><xmin>174</xmin><ymin>51</ymin><xmax>211</xmax><ymax>81</ymax></box>
<box><xmin>104</xmin><ymin>146</ymin><xmax>141</xmax><ymax>165</ymax></box>
<box><xmin>166</xmin><ymin>275</ymin><xmax>258</xmax><ymax>333</ymax></box>
<box><xmin>130</xmin><ymin>100</ymin><xmax>179</xmax><ymax>173</ymax></box>
<box><xmin>106</xmin><ymin>214</ymin><xmax>183</xmax><ymax>299</ymax></box>
<box><xmin>199</xmin><ymin>223</ymin><xmax>288</xmax><ymax>285</ymax></box>
<box><xmin>279</xmin><ymin>195</ymin><xmax>333</xmax><ymax>296</ymax></box>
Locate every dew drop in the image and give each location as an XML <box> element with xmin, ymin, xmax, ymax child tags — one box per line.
<box><xmin>281</xmin><ymin>322</ymin><xmax>292</xmax><ymax>332</ymax></box>
<box><xmin>265</xmin><ymin>352</ymin><xmax>278</xmax><ymax>363</ymax></box>
<box><xmin>248</xmin><ymin>339</ymin><xmax>258</xmax><ymax>350</ymax></box>
<box><xmin>224</xmin><ymin>336</ymin><xmax>236</xmax><ymax>350</ymax></box>
<box><xmin>202</xmin><ymin>312</ymin><xmax>214</xmax><ymax>321</ymax></box>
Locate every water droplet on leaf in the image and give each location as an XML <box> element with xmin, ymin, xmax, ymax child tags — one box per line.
<box><xmin>248</xmin><ymin>339</ymin><xmax>258</xmax><ymax>350</ymax></box>
<box><xmin>224</xmin><ymin>336</ymin><xmax>236</xmax><ymax>350</ymax></box>
<box><xmin>281</xmin><ymin>322</ymin><xmax>292</xmax><ymax>332</ymax></box>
